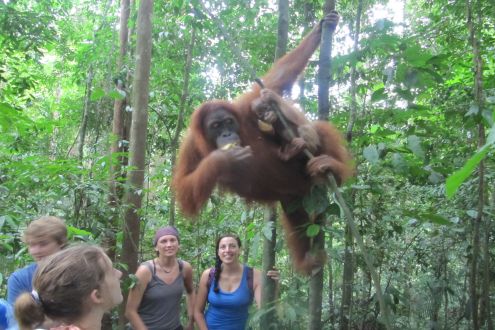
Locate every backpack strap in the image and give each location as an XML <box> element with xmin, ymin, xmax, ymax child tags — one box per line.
<box><xmin>246</xmin><ymin>266</ymin><xmax>254</xmax><ymax>298</ymax></box>
<box><xmin>148</xmin><ymin>260</ymin><xmax>156</xmax><ymax>276</ymax></box>
<box><xmin>178</xmin><ymin>259</ymin><xmax>184</xmax><ymax>272</ymax></box>
<box><xmin>206</xmin><ymin>267</ymin><xmax>216</xmax><ymax>293</ymax></box>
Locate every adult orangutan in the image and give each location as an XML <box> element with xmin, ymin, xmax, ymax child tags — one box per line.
<box><xmin>173</xmin><ymin>12</ymin><xmax>353</xmax><ymax>274</ymax></box>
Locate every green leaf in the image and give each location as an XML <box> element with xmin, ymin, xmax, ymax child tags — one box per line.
<box><xmin>108</xmin><ymin>89</ymin><xmax>126</xmax><ymax>100</ymax></box>
<box><xmin>403</xmin><ymin>45</ymin><xmax>433</xmax><ymax>67</ymax></box>
<box><xmin>446</xmin><ymin>145</ymin><xmax>491</xmax><ymax>198</ymax></box>
<box><xmin>487</xmin><ymin>123</ymin><xmax>495</xmax><ymax>145</ymax></box>
<box><xmin>371</xmin><ymin>88</ymin><xmax>387</xmax><ymax>103</ymax></box>
<box><xmin>90</xmin><ymin>88</ymin><xmax>105</xmax><ymax>101</ymax></box>
<box><xmin>419</xmin><ymin>213</ymin><xmax>451</xmax><ymax>226</ymax></box>
<box><xmin>407</xmin><ymin>135</ymin><xmax>425</xmax><ymax>160</ymax></box>
<box><xmin>302</xmin><ymin>185</ymin><xmax>329</xmax><ymax>216</ymax></box>
<box><xmin>466</xmin><ymin>104</ymin><xmax>479</xmax><ymax>116</ymax></box>
<box><xmin>404</xmin><ymin>211</ymin><xmax>451</xmax><ymax>226</ymax></box>
<box><xmin>363</xmin><ymin>145</ymin><xmax>380</xmax><ymax>164</ymax></box>
<box><xmin>306</xmin><ymin>224</ymin><xmax>320</xmax><ymax>238</ymax></box>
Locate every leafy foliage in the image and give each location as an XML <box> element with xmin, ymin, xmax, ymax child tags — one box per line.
<box><xmin>1</xmin><ymin>0</ymin><xmax>494</xmax><ymax>329</ymax></box>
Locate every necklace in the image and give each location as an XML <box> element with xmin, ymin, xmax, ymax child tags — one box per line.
<box><xmin>156</xmin><ymin>258</ymin><xmax>174</xmax><ymax>273</ymax></box>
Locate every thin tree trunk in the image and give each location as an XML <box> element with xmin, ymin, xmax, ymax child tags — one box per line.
<box><xmin>261</xmin><ymin>207</ymin><xmax>278</xmax><ymax>329</ymax></box>
<box><xmin>74</xmin><ymin>66</ymin><xmax>95</xmax><ymax>223</ymax></box>
<box><xmin>309</xmin><ymin>1</ymin><xmax>336</xmax><ymax>329</ymax></box>
<box><xmin>345</xmin><ymin>0</ymin><xmax>363</xmax><ymax>142</ymax></box>
<box><xmin>121</xmin><ymin>0</ymin><xmax>153</xmax><ymax>277</ymax></box>
<box><xmin>467</xmin><ymin>1</ymin><xmax>485</xmax><ymax>328</ymax></box>
<box><xmin>328</xmin><ymin>230</ymin><xmax>335</xmax><ymax>326</ymax></box>
<box><xmin>340</xmin><ymin>226</ymin><xmax>354</xmax><ymax>330</ymax></box>
<box><xmin>260</xmin><ymin>2</ymin><xmax>287</xmax><ymax>328</ymax></box>
<box><xmin>109</xmin><ymin>0</ymin><xmax>130</xmax><ymax>199</ymax></box>
<box><xmin>483</xmin><ymin>192</ymin><xmax>494</xmax><ymax>330</ymax></box>
<box><xmin>169</xmin><ymin>25</ymin><xmax>196</xmax><ymax>226</ymax></box>
<box><xmin>317</xmin><ymin>0</ymin><xmax>335</xmax><ymax>120</ymax></box>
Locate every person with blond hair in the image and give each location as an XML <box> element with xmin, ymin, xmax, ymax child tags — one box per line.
<box><xmin>14</xmin><ymin>244</ymin><xmax>123</xmax><ymax>330</ymax></box>
<box><xmin>7</xmin><ymin>216</ymin><xmax>68</xmax><ymax>305</ymax></box>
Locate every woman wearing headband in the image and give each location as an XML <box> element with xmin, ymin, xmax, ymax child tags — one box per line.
<box><xmin>14</xmin><ymin>244</ymin><xmax>123</xmax><ymax>330</ymax></box>
<box><xmin>125</xmin><ymin>226</ymin><xmax>195</xmax><ymax>330</ymax></box>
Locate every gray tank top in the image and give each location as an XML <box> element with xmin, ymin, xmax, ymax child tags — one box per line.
<box><xmin>137</xmin><ymin>260</ymin><xmax>184</xmax><ymax>330</ymax></box>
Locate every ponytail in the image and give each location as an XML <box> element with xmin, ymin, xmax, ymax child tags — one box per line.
<box><xmin>14</xmin><ymin>292</ymin><xmax>45</xmax><ymax>330</ymax></box>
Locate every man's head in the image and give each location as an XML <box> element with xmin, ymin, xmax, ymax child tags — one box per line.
<box><xmin>23</xmin><ymin>216</ymin><xmax>68</xmax><ymax>262</ymax></box>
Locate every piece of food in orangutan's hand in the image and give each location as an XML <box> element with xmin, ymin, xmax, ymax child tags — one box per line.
<box><xmin>257</xmin><ymin>120</ymin><xmax>274</xmax><ymax>134</ymax></box>
<box><xmin>221</xmin><ymin>142</ymin><xmax>239</xmax><ymax>150</ymax></box>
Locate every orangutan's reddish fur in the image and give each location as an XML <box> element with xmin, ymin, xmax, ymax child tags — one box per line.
<box><xmin>173</xmin><ymin>16</ymin><xmax>353</xmax><ymax>274</ymax></box>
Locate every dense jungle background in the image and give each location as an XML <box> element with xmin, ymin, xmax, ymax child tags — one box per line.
<box><xmin>1</xmin><ymin>0</ymin><xmax>494</xmax><ymax>329</ymax></box>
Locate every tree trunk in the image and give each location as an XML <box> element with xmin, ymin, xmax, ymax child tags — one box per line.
<box><xmin>260</xmin><ymin>207</ymin><xmax>278</xmax><ymax>329</ymax></box>
<box><xmin>260</xmin><ymin>2</ymin><xmax>287</xmax><ymax>328</ymax></box>
<box><xmin>169</xmin><ymin>25</ymin><xmax>196</xmax><ymax>226</ymax></box>
<box><xmin>74</xmin><ymin>66</ymin><xmax>95</xmax><ymax>223</ymax></box>
<box><xmin>309</xmin><ymin>1</ymin><xmax>336</xmax><ymax>329</ymax></box>
<box><xmin>467</xmin><ymin>1</ymin><xmax>485</xmax><ymax>329</ymax></box>
<box><xmin>309</xmin><ymin>221</ymin><xmax>325</xmax><ymax>330</ymax></box>
<box><xmin>482</xmin><ymin>192</ymin><xmax>494</xmax><ymax>330</ymax></box>
<box><xmin>345</xmin><ymin>0</ymin><xmax>363</xmax><ymax>142</ymax></box>
<box><xmin>340</xmin><ymin>226</ymin><xmax>354</xmax><ymax>330</ymax></box>
<box><xmin>317</xmin><ymin>0</ymin><xmax>335</xmax><ymax>120</ymax></box>
<box><xmin>106</xmin><ymin>0</ymin><xmax>131</xmax><ymax>261</ymax></box>
<box><xmin>121</xmin><ymin>0</ymin><xmax>153</xmax><ymax>277</ymax></box>
<box><xmin>109</xmin><ymin>0</ymin><xmax>130</xmax><ymax>201</ymax></box>
<box><xmin>328</xmin><ymin>230</ymin><xmax>335</xmax><ymax>326</ymax></box>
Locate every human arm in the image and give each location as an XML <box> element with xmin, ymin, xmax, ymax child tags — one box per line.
<box><xmin>193</xmin><ymin>269</ymin><xmax>211</xmax><ymax>330</ymax></box>
<box><xmin>182</xmin><ymin>261</ymin><xmax>195</xmax><ymax>330</ymax></box>
<box><xmin>124</xmin><ymin>264</ymin><xmax>152</xmax><ymax>330</ymax></box>
<box><xmin>7</xmin><ymin>271</ymin><xmax>24</xmax><ymax>305</ymax></box>
<box><xmin>253</xmin><ymin>268</ymin><xmax>280</xmax><ymax>308</ymax></box>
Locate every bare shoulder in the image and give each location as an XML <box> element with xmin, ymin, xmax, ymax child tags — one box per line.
<box><xmin>199</xmin><ymin>268</ymin><xmax>212</xmax><ymax>283</ymax></box>
<box><xmin>181</xmin><ymin>260</ymin><xmax>193</xmax><ymax>270</ymax></box>
<box><xmin>133</xmin><ymin>262</ymin><xmax>153</xmax><ymax>286</ymax></box>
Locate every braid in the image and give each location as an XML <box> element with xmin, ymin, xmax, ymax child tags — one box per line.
<box><xmin>213</xmin><ymin>255</ymin><xmax>222</xmax><ymax>293</ymax></box>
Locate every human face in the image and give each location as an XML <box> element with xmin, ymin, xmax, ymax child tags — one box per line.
<box><xmin>27</xmin><ymin>237</ymin><xmax>63</xmax><ymax>262</ymax></box>
<box><xmin>217</xmin><ymin>236</ymin><xmax>240</xmax><ymax>264</ymax></box>
<box><xmin>155</xmin><ymin>234</ymin><xmax>179</xmax><ymax>257</ymax></box>
<box><xmin>100</xmin><ymin>254</ymin><xmax>123</xmax><ymax>310</ymax></box>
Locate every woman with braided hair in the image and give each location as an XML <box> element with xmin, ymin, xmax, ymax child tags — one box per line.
<box><xmin>194</xmin><ymin>234</ymin><xmax>279</xmax><ymax>330</ymax></box>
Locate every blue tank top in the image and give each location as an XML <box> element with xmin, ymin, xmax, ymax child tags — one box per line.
<box><xmin>205</xmin><ymin>265</ymin><xmax>253</xmax><ymax>330</ymax></box>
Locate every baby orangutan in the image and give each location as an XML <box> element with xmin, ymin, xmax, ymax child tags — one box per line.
<box><xmin>251</xmin><ymin>88</ymin><xmax>320</xmax><ymax>161</ymax></box>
